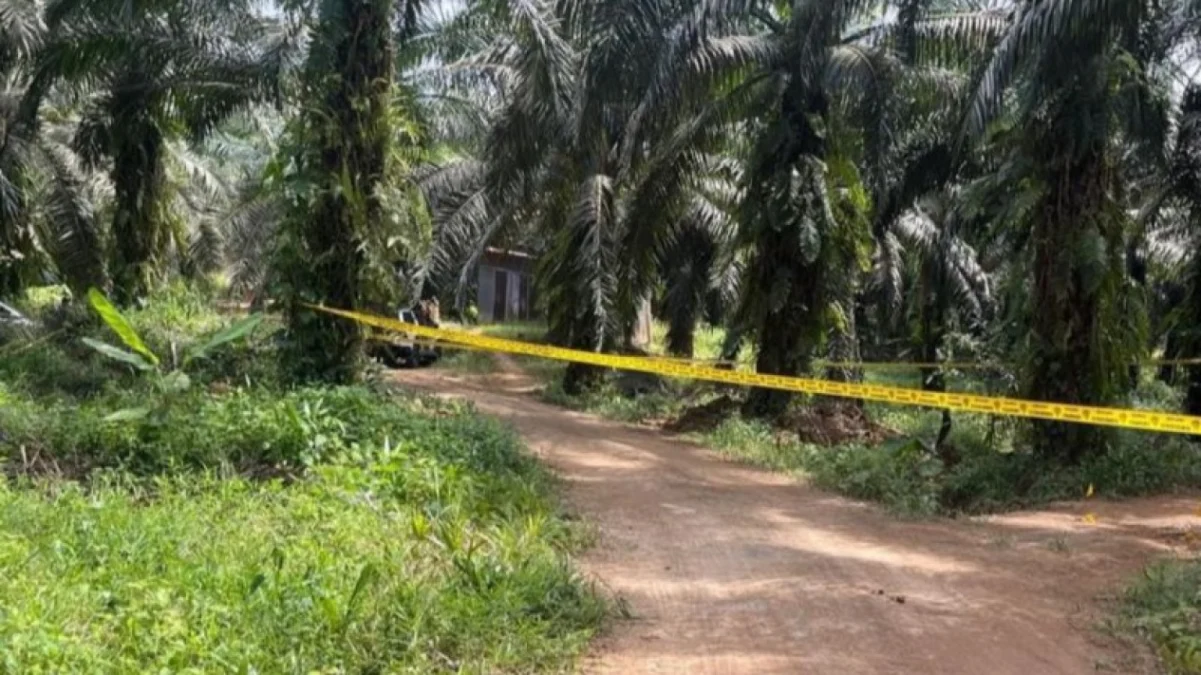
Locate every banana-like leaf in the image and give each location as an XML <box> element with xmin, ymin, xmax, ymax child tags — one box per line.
<box><xmin>82</xmin><ymin>337</ymin><xmax>156</xmax><ymax>371</ymax></box>
<box><xmin>103</xmin><ymin>407</ymin><xmax>153</xmax><ymax>423</ymax></box>
<box><xmin>87</xmin><ymin>288</ymin><xmax>160</xmax><ymax>366</ymax></box>
<box><xmin>184</xmin><ymin>314</ymin><xmax>265</xmax><ymax>364</ymax></box>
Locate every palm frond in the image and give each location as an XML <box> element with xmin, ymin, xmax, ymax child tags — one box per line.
<box><xmin>967</xmin><ymin>0</ymin><xmax>1146</xmax><ymax>137</ymax></box>
<box><xmin>222</xmin><ymin>191</ymin><xmax>281</xmax><ymax>296</ymax></box>
<box><xmin>33</xmin><ymin>136</ymin><xmax>108</xmax><ymax>293</ymax></box>
<box><xmin>0</xmin><ymin>0</ymin><xmax>45</xmax><ymax>72</ymax></box>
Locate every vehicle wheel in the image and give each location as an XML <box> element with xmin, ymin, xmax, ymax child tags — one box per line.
<box><xmin>378</xmin><ymin>346</ymin><xmax>406</xmax><ymax>368</ymax></box>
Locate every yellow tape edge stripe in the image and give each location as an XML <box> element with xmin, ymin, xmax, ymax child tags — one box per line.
<box><xmin>314</xmin><ymin>305</ymin><xmax>1201</xmax><ymax>436</ymax></box>
<box><xmin>656</xmin><ymin>357</ymin><xmax>1201</xmax><ymax>370</ymax></box>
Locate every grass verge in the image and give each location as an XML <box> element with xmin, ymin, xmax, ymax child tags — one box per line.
<box><xmin>0</xmin><ymin>288</ymin><xmax>606</xmax><ymax>673</ymax></box>
<box><xmin>1116</xmin><ymin>559</ymin><xmax>1201</xmax><ymax>674</ymax></box>
<box><xmin>702</xmin><ymin>413</ymin><xmax>1201</xmax><ymax>516</ymax></box>
<box><xmin>510</xmin><ymin>345</ymin><xmax>1201</xmax><ymax>518</ymax></box>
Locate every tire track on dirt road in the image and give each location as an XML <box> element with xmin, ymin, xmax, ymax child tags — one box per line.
<box><xmin>398</xmin><ymin>363</ymin><xmax>1199</xmax><ymax>674</ymax></box>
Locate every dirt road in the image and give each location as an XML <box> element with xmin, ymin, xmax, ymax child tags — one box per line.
<box><xmin>399</xmin><ymin>364</ymin><xmax>1200</xmax><ymax>674</ymax></box>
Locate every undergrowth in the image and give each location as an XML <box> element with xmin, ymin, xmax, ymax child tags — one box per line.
<box><xmin>0</xmin><ymin>286</ymin><xmax>605</xmax><ymax>673</ymax></box>
<box><xmin>0</xmin><ymin>439</ymin><xmax>603</xmax><ymax>672</ymax></box>
<box><xmin>702</xmin><ymin>409</ymin><xmax>1201</xmax><ymax>517</ymax></box>
<box><xmin>524</xmin><ymin>350</ymin><xmax>1201</xmax><ymax>517</ymax></box>
<box><xmin>438</xmin><ymin>347</ymin><xmax>500</xmax><ymax>374</ymax></box>
<box><xmin>1117</xmin><ymin>559</ymin><xmax>1201</xmax><ymax>674</ymax></box>
<box><xmin>541</xmin><ymin>379</ymin><xmax>703</xmax><ymax>424</ymax></box>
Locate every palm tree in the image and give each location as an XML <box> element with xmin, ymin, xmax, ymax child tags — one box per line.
<box><xmin>698</xmin><ymin>1</ymin><xmax>905</xmax><ymax>418</ymax></box>
<box><xmin>876</xmin><ymin>191</ymin><xmax>992</xmax><ymax>451</ymax></box>
<box><xmin>1145</xmin><ymin>85</ymin><xmax>1201</xmax><ymax>416</ymax></box>
<box><xmin>423</xmin><ymin>0</ymin><xmax>1005</xmax><ymax>404</ymax></box>
<box><xmin>0</xmin><ymin>0</ymin><xmax>106</xmax><ymax>298</ymax></box>
<box><xmin>961</xmin><ymin>0</ymin><xmax>1188</xmax><ymax>462</ymax></box>
<box><xmin>275</xmin><ymin>0</ymin><xmax>427</xmax><ymax>383</ymax></box>
<box><xmin>418</xmin><ymin>0</ymin><xmax>761</xmax><ymax>393</ymax></box>
<box><xmin>619</xmin><ymin>0</ymin><xmax>1006</xmax><ymax>417</ymax></box>
<box><xmin>27</xmin><ymin>0</ymin><xmax>286</xmax><ymax>304</ymax></box>
<box><xmin>658</xmin><ymin>181</ymin><xmax>740</xmax><ymax>357</ymax></box>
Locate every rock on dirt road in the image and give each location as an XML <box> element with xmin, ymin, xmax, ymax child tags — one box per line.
<box><xmin>397</xmin><ymin>364</ymin><xmax>1200</xmax><ymax>675</ymax></box>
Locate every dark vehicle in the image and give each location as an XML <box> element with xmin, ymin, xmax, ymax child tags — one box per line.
<box><xmin>367</xmin><ymin>305</ymin><xmax>442</xmax><ymax>368</ymax></box>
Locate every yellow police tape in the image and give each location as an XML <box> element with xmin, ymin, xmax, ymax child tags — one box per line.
<box><xmin>658</xmin><ymin>355</ymin><xmax>1201</xmax><ymax>371</ymax></box>
<box><xmin>313</xmin><ymin>305</ymin><xmax>1201</xmax><ymax>436</ymax></box>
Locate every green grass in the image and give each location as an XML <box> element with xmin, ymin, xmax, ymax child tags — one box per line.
<box><xmin>478</xmin><ymin>321</ymin><xmax>547</xmax><ymax>343</ymax></box>
<box><xmin>541</xmin><ymin>379</ymin><xmax>719</xmax><ymax>424</ymax></box>
<box><xmin>648</xmin><ymin>321</ymin><xmax>750</xmax><ymax>365</ymax></box>
<box><xmin>0</xmin><ymin>437</ymin><xmax>603</xmax><ymax>673</ymax></box>
<box><xmin>701</xmin><ymin>406</ymin><xmax>1201</xmax><ymax>516</ymax></box>
<box><xmin>433</xmin><ymin>322</ymin><xmax>556</xmax><ymax>378</ymax></box>
<box><xmin>0</xmin><ymin>286</ymin><xmax>606</xmax><ymax>673</ymax></box>
<box><xmin>1117</xmin><ymin>559</ymin><xmax>1201</xmax><ymax>674</ymax></box>
<box><xmin>438</xmin><ymin>347</ymin><xmax>503</xmax><ymax>374</ymax></box>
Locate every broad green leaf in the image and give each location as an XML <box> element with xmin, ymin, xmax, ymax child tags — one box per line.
<box><xmin>86</xmin><ymin>288</ymin><xmax>159</xmax><ymax>366</ymax></box>
<box><xmin>882</xmin><ymin>437</ymin><xmax>928</xmax><ymax>460</ymax></box>
<box><xmin>184</xmin><ymin>314</ymin><xmax>265</xmax><ymax>364</ymax></box>
<box><xmin>103</xmin><ymin>407</ymin><xmax>152</xmax><ymax>422</ymax></box>
<box><xmin>82</xmin><ymin>337</ymin><xmax>155</xmax><ymax>371</ymax></box>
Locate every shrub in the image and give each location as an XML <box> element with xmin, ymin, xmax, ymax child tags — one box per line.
<box><xmin>0</xmin><ymin>385</ymin><xmax>551</xmax><ymax>479</ymax></box>
<box><xmin>0</xmin><ymin>341</ymin><xmax>118</xmax><ymax>399</ymax></box>
<box><xmin>0</xmin><ymin>285</ymin><xmax>605</xmax><ymax>673</ymax></box>
<box><xmin>541</xmin><ymin>381</ymin><xmax>686</xmax><ymax>423</ymax></box>
<box><xmin>1118</xmin><ymin>559</ymin><xmax>1201</xmax><ymax>674</ymax></box>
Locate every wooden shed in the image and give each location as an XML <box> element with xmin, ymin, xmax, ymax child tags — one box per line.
<box><xmin>477</xmin><ymin>248</ymin><xmax>538</xmax><ymax>322</ymax></box>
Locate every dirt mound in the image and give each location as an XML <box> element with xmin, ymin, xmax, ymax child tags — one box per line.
<box><xmin>665</xmin><ymin>395</ymin><xmax>740</xmax><ymax>433</ymax></box>
<box><xmin>780</xmin><ymin>402</ymin><xmax>896</xmax><ymax>446</ymax></box>
<box><xmin>667</xmin><ymin>397</ymin><xmax>897</xmax><ymax>445</ymax></box>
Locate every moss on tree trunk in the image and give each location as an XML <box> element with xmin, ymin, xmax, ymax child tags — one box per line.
<box><xmin>280</xmin><ymin>0</ymin><xmax>395</xmax><ymax>384</ymax></box>
<box><xmin>1027</xmin><ymin>149</ymin><xmax>1115</xmax><ymax>464</ymax></box>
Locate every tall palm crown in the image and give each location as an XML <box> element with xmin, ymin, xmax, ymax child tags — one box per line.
<box><xmin>27</xmin><ymin>0</ymin><xmax>286</xmax><ymax>303</ymax></box>
<box><xmin>957</xmin><ymin>0</ymin><xmax>1197</xmax><ymax>459</ymax></box>
<box><xmin>0</xmin><ymin>0</ymin><xmax>104</xmax><ymax>297</ymax></box>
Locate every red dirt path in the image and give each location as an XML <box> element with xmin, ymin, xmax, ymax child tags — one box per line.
<box><xmin>398</xmin><ymin>361</ymin><xmax>1200</xmax><ymax>674</ymax></box>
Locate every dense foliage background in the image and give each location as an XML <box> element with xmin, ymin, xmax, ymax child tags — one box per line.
<box><xmin>6</xmin><ymin>0</ymin><xmax>1201</xmax><ymax>462</ymax></box>
<box><xmin>5</xmin><ymin>0</ymin><xmax>1201</xmax><ymax>668</ymax></box>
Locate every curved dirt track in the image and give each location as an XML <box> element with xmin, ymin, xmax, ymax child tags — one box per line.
<box><xmin>398</xmin><ymin>363</ymin><xmax>1201</xmax><ymax>675</ymax></box>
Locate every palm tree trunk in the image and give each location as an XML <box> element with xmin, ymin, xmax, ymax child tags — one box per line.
<box><xmin>109</xmin><ymin>122</ymin><xmax>166</xmax><ymax>305</ymax></box>
<box><xmin>1028</xmin><ymin>151</ymin><xmax>1111</xmax><ymax>464</ymax></box>
<box><xmin>918</xmin><ymin>269</ymin><xmax>954</xmax><ymax>459</ymax></box>
<box><xmin>743</xmin><ymin>229</ymin><xmax>821</xmax><ymax>419</ymax></box>
<box><xmin>1186</xmin><ymin>365</ymin><xmax>1201</xmax><ymax>418</ymax></box>
<box><xmin>824</xmin><ymin>292</ymin><xmax>862</xmax><ymax>385</ymax></box>
<box><xmin>562</xmin><ymin>315</ymin><xmax>607</xmax><ymax>394</ymax></box>
<box><xmin>1183</xmin><ymin>252</ymin><xmax>1201</xmax><ymax>419</ymax></box>
<box><xmin>1126</xmin><ymin>239</ymin><xmax>1147</xmax><ymax>389</ymax></box>
<box><xmin>742</xmin><ymin>80</ymin><xmax>831</xmax><ymax>420</ymax></box>
<box><xmin>665</xmin><ymin>288</ymin><xmax>698</xmax><ymax>357</ymax></box>
<box><xmin>563</xmin><ymin>359</ymin><xmax>606</xmax><ymax>394</ymax></box>
<box><xmin>282</xmin><ymin>0</ymin><xmax>395</xmax><ymax>383</ymax></box>
<box><xmin>665</xmin><ymin>315</ymin><xmax>696</xmax><ymax>358</ymax></box>
<box><xmin>0</xmin><ymin>218</ymin><xmax>31</xmax><ymax>298</ymax></box>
